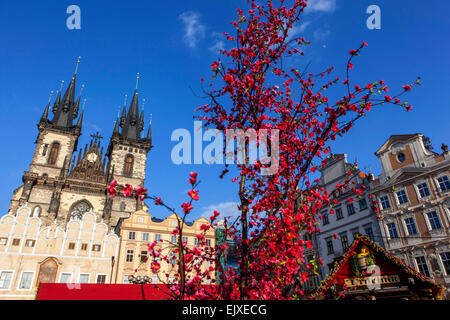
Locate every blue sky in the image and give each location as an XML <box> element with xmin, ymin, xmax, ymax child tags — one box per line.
<box><xmin>0</xmin><ymin>0</ymin><xmax>448</xmax><ymax>221</ymax></box>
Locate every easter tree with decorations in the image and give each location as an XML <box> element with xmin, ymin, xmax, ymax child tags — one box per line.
<box><xmin>107</xmin><ymin>0</ymin><xmax>418</xmax><ymax>300</ymax></box>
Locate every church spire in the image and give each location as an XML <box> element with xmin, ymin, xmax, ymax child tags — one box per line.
<box><xmin>76</xmin><ymin>99</ymin><xmax>86</xmax><ymax>128</ymax></box>
<box><xmin>41</xmin><ymin>91</ymin><xmax>53</xmax><ymax>122</ymax></box>
<box><xmin>52</xmin><ymin>57</ymin><xmax>81</xmax><ymax>128</ymax></box>
<box><xmin>119</xmin><ymin>95</ymin><xmax>127</xmax><ymax>128</ymax></box>
<box><xmin>52</xmin><ymin>81</ymin><xmax>64</xmax><ymax>114</ymax></box>
<box><xmin>139</xmin><ymin>98</ymin><xmax>145</xmax><ymax>132</ymax></box>
<box><xmin>113</xmin><ymin>107</ymin><xmax>120</xmax><ymax>134</ymax></box>
<box><xmin>121</xmin><ymin>73</ymin><xmax>141</xmax><ymax>140</ymax></box>
<box><xmin>146</xmin><ymin>114</ymin><xmax>152</xmax><ymax>141</ymax></box>
<box><xmin>73</xmin><ymin>84</ymin><xmax>84</xmax><ymax>120</ymax></box>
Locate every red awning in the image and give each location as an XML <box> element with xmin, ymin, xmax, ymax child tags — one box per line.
<box><xmin>36</xmin><ymin>283</ymin><xmax>218</xmax><ymax>300</ymax></box>
<box><xmin>36</xmin><ymin>283</ymin><xmax>170</xmax><ymax>300</ymax></box>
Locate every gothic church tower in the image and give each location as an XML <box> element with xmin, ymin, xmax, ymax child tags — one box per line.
<box><xmin>105</xmin><ymin>75</ymin><xmax>153</xmax><ymax>226</ymax></box>
<box><xmin>8</xmin><ymin>63</ymin><xmax>152</xmax><ymax>228</ymax></box>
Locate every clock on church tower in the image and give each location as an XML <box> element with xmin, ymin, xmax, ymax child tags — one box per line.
<box><xmin>70</xmin><ymin>202</ymin><xmax>91</xmax><ymax>220</ymax></box>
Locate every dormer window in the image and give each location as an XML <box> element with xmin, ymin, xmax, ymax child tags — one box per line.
<box><xmin>397</xmin><ymin>152</ymin><xmax>406</xmax><ymax>163</ymax></box>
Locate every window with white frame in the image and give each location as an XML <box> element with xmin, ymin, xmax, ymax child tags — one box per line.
<box><xmin>415</xmin><ymin>256</ymin><xmax>430</xmax><ymax>277</ymax></box>
<box><xmin>417</xmin><ymin>182</ymin><xmax>431</xmax><ymax>198</ymax></box>
<box><xmin>182</xmin><ymin>236</ymin><xmax>188</xmax><ymax>244</ymax></box>
<box><xmin>194</xmin><ymin>238</ymin><xmax>200</xmax><ymax>246</ymax></box>
<box><xmin>0</xmin><ymin>238</ymin><xmax>7</xmax><ymax>245</ymax></box>
<box><xmin>206</xmin><ymin>239</ymin><xmax>211</xmax><ymax>246</ymax></box>
<box><xmin>140</xmin><ymin>250</ymin><xmax>148</xmax><ymax>263</ymax></box>
<box><xmin>170</xmin><ymin>235</ymin><xmax>177</xmax><ymax>244</ymax></box>
<box><xmin>137</xmin><ymin>217</ymin><xmax>144</xmax><ymax>223</ymax></box>
<box><xmin>380</xmin><ymin>195</ymin><xmax>391</xmax><ymax>210</ymax></box>
<box><xmin>171</xmin><ymin>220</ymin><xmax>178</xmax><ymax>227</ymax></box>
<box><xmin>154</xmin><ymin>234</ymin><xmax>161</xmax><ymax>242</ymax></box>
<box><xmin>169</xmin><ymin>253</ymin><xmax>177</xmax><ymax>265</ymax></box>
<box><xmin>437</xmin><ymin>175</ymin><xmax>450</xmax><ymax>191</ymax></box>
<box><xmin>25</xmin><ymin>239</ymin><xmax>35</xmax><ymax>247</ymax></box>
<box><xmin>439</xmin><ymin>252</ymin><xmax>450</xmax><ymax>275</ymax></box>
<box><xmin>426</xmin><ymin>211</ymin><xmax>442</xmax><ymax>230</ymax></box>
<box><xmin>128</xmin><ymin>231</ymin><xmax>136</xmax><ymax>240</ymax></box>
<box><xmin>126</xmin><ymin>249</ymin><xmax>134</xmax><ymax>262</ymax></box>
<box><xmin>142</xmin><ymin>233</ymin><xmax>149</xmax><ymax>241</ymax></box>
<box><xmin>396</xmin><ymin>189</ymin><xmax>409</xmax><ymax>205</ymax></box>
<box><xmin>0</xmin><ymin>271</ymin><xmax>13</xmax><ymax>289</ymax></box>
<box><xmin>60</xmin><ymin>273</ymin><xmax>71</xmax><ymax>283</ymax></box>
<box><xmin>404</xmin><ymin>217</ymin><xmax>418</xmax><ymax>235</ymax></box>
<box><xmin>18</xmin><ymin>272</ymin><xmax>33</xmax><ymax>290</ymax></box>
<box><xmin>123</xmin><ymin>275</ymin><xmax>130</xmax><ymax>284</ymax></box>
<box><xmin>387</xmin><ymin>223</ymin><xmax>399</xmax><ymax>239</ymax></box>
<box><xmin>151</xmin><ymin>276</ymin><xmax>159</xmax><ymax>284</ymax></box>
<box><xmin>79</xmin><ymin>274</ymin><xmax>90</xmax><ymax>283</ymax></box>
<box><xmin>193</xmin><ymin>257</ymin><xmax>201</xmax><ymax>266</ymax></box>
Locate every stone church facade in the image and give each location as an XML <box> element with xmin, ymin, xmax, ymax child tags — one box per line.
<box><xmin>7</xmin><ymin>65</ymin><xmax>152</xmax><ymax>229</ymax></box>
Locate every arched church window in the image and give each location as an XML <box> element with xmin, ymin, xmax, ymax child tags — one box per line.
<box><xmin>124</xmin><ymin>155</ymin><xmax>134</xmax><ymax>176</ymax></box>
<box><xmin>32</xmin><ymin>206</ymin><xmax>41</xmax><ymax>217</ymax></box>
<box><xmin>69</xmin><ymin>201</ymin><xmax>92</xmax><ymax>220</ymax></box>
<box><xmin>48</xmin><ymin>142</ymin><xmax>60</xmax><ymax>165</ymax></box>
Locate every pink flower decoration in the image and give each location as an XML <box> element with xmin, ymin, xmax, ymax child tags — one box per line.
<box><xmin>123</xmin><ymin>184</ymin><xmax>133</xmax><ymax>197</ymax></box>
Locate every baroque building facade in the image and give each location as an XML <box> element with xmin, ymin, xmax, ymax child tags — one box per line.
<box><xmin>316</xmin><ymin>154</ymin><xmax>383</xmax><ymax>276</ymax></box>
<box><xmin>114</xmin><ymin>210</ymin><xmax>215</xmax><ymax>285</ymax></box>
<box><xmin>7</xmin><ymin>66</ymin><xmax>152</xmax><ymax>229</ymax></box>
<box><xmin>370</xmin><ymin>134</ymin><xmax>450</xmax><ymax>298</ymax></box>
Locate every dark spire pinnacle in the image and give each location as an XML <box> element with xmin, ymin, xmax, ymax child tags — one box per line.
<box><xmin>76</xmin><ymin>99</ymin><xmax>86</xmax><ymax>128</ymax></box>
<box><xmin>41</xmin><ymin>91</ymin><xmax>53</xmax><ymax>122</ymax></box>
<box><xmin>52</xmin><ymin>81</ymin><xmax>64</xmax><ymax>114</ymax></box>
<box><xmin>146</xmin><ymin>114</ymin><xmax>152</xmax><ymax>141</ymax></box>
<box><xmin>73</xmin><ymin>84</ymin><xmax>84</xmax><ymax>119</ymax></box>
<box><xmin>139</xmin><ymin>98</ymin><xmax>145</xmax><ymax>132</ymax></box>
<box><xmin>119</xmin><ymin>95</ymin><xmax>127</xmax><ymax>128</ymax></box>
<box><xmin>61</xmin><ymin>74</ymin><xmax>76</xmax><ymax>105</ymax></box>
<box><xmin>121</xmin><ymin>73</ymin><xmax>141</xmax><ymax>140</ymax></box>
<box><xmin>122</xmin><ymin>88</ymin><xmax>140</xmax><ymax>140</ymax></box>
<box><xmin>113</xmin><ymin>107</ymin><xmax>120</xmax><ymax>134</ymax></box>
<box><xmin>52</xmin><ymin>57</ymin><xmax>81</xmax><ymax>128</ymax></box>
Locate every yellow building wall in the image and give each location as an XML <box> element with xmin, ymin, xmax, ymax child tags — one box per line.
<box><xmin>115</xmin><ymin>209</ymin><xmax>216</xmax><ymax>285</ymax></box>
